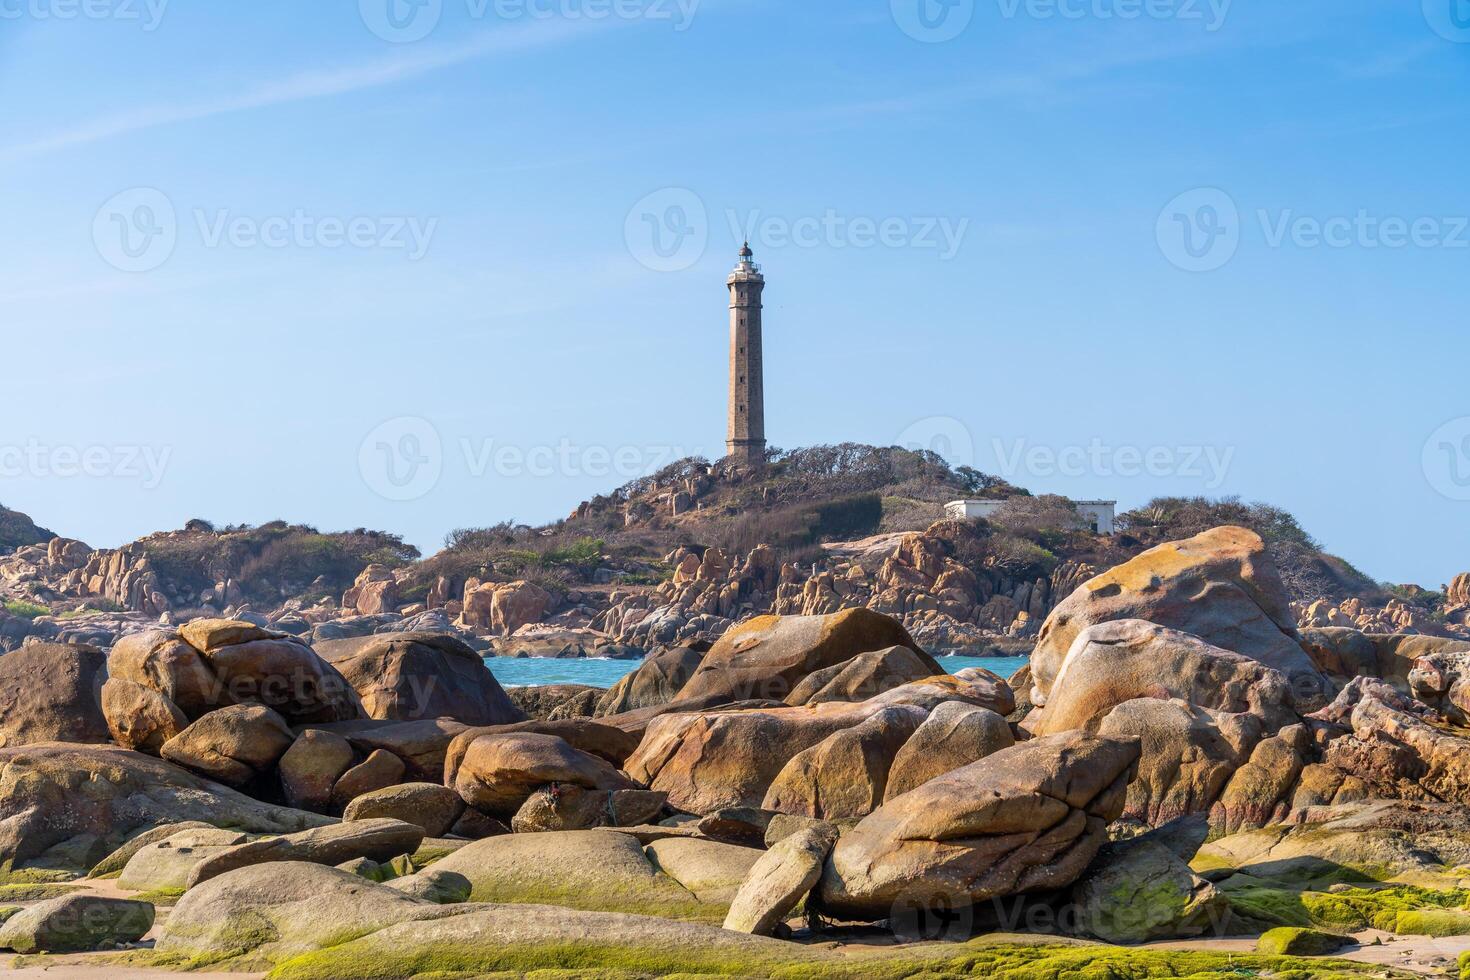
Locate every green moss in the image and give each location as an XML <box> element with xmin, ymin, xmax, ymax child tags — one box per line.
<box><xmin>1459</xmin><ymin>948</ymin><xmax>1470</xmax><ymax>979</ymax></box>
<box><xmin>0</xmin><ymin>906</ymin><xmax>19</xmax><ymax>923</ymax></box>
<box><xmin>268</xmin><ymin>938</ymin><xmax>1415</xmax><ymax>980</ymax></box>
<box><xmin>0</xmin><ymin>882</ymin><xmax>83</xmax><ymax>902</ymax></box>
<box><xmin>463</xmin><ymin>881</ymin><xmax>726</xmax><ymax>925</ymax></box>
<box><xmin>0</xmin><ymin>865</ymin><xmax>78</xmax><ymax>885</ymax></box>
<box><xmin>129</xmin><ymin>886</ymin><xmax>186</xmax><ymax>907</ymax></box>
<box><xmin>1227</xmin><ymin>882</ymin><xmax>1470</xmax><ymax>936</ymax></box>
<box><xmin>1256</xmin><ymin>927</ymin><xmax>1349</xmax><ymax>956</ymax></box>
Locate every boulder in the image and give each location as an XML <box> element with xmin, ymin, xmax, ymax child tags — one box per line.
<box><xmin>1097</xmin><ymin>697</ymin><xmax>1262</xmax><ymax>827</ymax></box>
<box><xmin>278</xmin><ymin>729</ymin><xmax>356</xmax><ymax>812</ymax></box>
<box><xmin>1071</xmin><ymin>836</ymin><xmax>1227</xmax><ymax>943</ymax></box>
<box><xmin>0</xmin><ymin>642</ymin><xmax>108</xmax><ymax>747</ymax></box>
<box><xmin>624</xmin><ymin>700</ymin><xmax>908</xmax><ymax>815</ymax></box>
<box><xmin>100</xmin><ymin>676</ymin><xmax>186</xmax><ymax>753</ymax></box>
<box><xmin>723</xmin><ymin>825</ymin><xmax>835</xmax><ymax>935</ymax></box>
<box><xmin>761</xmin><ymin>706</ymin><xmax>925</xmax><ymax>819</ymax></box>
<box><xmin>192</xmin><ymin>629</ymin><xmax>361</xmax><ymax>725</ymax></box>
<box><xmin>0</xmin><ymin>743</ymin><xmax>330</xmax><ymax>872</ymax></box>
<box><xmin>107</xmin><ymin>629</ymin><xmax>223</xmax><ymax>719</ymax></box>
<box><xmin>868</xmin><ymin>667</ymin><xmax>1015</xmax><ymax>715</ymax></box>
<box><xmin>596</xmin><ymin>644</ymin><xmax>705</xmax><ymax>716</ymax></box>
<box><xmin>1028</xmin><ymin>527</ymin><xmax>1323</xmax><ymax>708</ymax></box>
<box><xmin>330</xmin><ymin>749</ymin><xmax>407</xmax><ymax>810</ymax></box>
<box><xmin>510</xmin><ymin>785</ymin><xmax>666</xmax><ymax>833</ymax></box>
<box><xmin>451</xmin><ymin>732</ymin><xmax>639</xmax><ymax>818</ymax></box>
<box><xmin>305</xmin><ymin>718</ymin><xmax>472</xmax><ymax>783</ymax></box>
<box><xmin>508</xmin><ymin>683</ymin><xmax>603</xmax><ymax>721</ymax></box>
<box><xmin>818</xmin><ymin>732</ymin><xmax>1140</xmax><ymax>918</ymax></box>
<box><xmin>1320</xmin><ymin>678</ymin><xmax>1470</xmax><ymax>805</ymax></box>
<box><xmin>698</xmin><ymin>807</ymin><xmax>776</xmax><ymax>848</ymax></box>
<box><xmin>645</xmin><ymin>836</ymin><xmax>763</xmax><ymax>905</ymax></box>
<box><xmin>235</xmin><ymin>900</ymin><xmax>822</xmax><ymax>977</ymax></box>
<box><xmin>1025</xmin><ymin>619</ymin><xmax>1295</xmax><ymax>736</ymax></box>
<box><xmin>884</xmin><ymin>701</ymin><xmax>1014</xmax><ymax>801</ymax></box>
<box><xmin>1210</xmin><ymin>723</ymin><xmax>1311</xmax><ymax>832</ymax></box>
<box><xmin>0</xmin><ymin>894</ymin><xmax>153</xmax><ymax>953</ymax></box>
<box><xmin>1256</xmin><ymin>927</ymin><xmax>1350</xmax><ymax>956</ymax></box>
<box><xmin>384</xmin><ymin>868</ymin><xmax>471</xmax><ymax>904</ymax></box>
<box><xmin>430</xmin><ymin>830</ymin><xmax>716</xmax><ymax>918</ymax></box>
<box><xmin>156</xmin><ymin>861</ymin><xmax>445</xmax><ymax>964</ymax></box>
<box><xmin>187</xmin><ymin>818</ymin><xmax>427</xmax><ymax>887</ymax></box>
<box><xmin>160</xmin><ymin>704</ymin><xmax>295</xmax><ymax>788</ymax></box>
<box><xmin>343</xmin><ymin>782</ymin><xmax>466</xmax><ymax>838</ymax></box>
<box><xmin>784</xmin><ymin>646</ymin><xmax>939</xmax><ymax>706</ymax></box>
<box><xmin>119</xmin><ymin>827</ymin><xmax>250</xmax><ymax>892</ymax></box>
<box><xmin>443</xmin><ymin>718</ymin><xmax>640</xmax><ymax>780</ymax></box>
<box><xmin>88</xmin><ymin>820</ymin><xmax>215</xmax><ymax>878</ymax></box>
<box><xmin>315</xmin><ymin>631</ymin><xmax>523</xmax><ymax>725</ymax></box>
<box><xmin>676</xmin><ymin>608</ymin><xmax>935</xmax><ymax>703</ymax></box>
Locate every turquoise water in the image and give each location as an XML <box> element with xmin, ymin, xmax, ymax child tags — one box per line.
<box><xmin>484</xmin><ymin>655</ymin><xmax>1028</xmax><ymax>689</ymax></box>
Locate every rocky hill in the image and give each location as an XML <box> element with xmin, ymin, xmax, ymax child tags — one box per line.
<box><xmin>1</xmin><ymin>447</ymin><xmax>1461</xmax><ymax>654</ymax></box>
<box><xmin>0</xmin><ymin>503</ymin><xmax>54</xmax><ymax>554</ymax></box>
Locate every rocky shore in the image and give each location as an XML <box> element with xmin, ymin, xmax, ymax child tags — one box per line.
<box><xmin>2</xmin><ymin>524</ymin><xmax>1469</xmax><ymax>977</ymax></box>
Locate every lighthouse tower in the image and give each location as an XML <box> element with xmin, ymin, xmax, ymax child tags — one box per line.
<box><xmin>726</xmin><ymin>242</ymin><xmax>766</xmax><ymax>465</ymax></box>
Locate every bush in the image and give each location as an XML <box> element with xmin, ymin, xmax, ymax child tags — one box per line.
<box><xmin>2</xmin><ymin>599</ymin><xmax>48</xmax><ymax>620</ymax></box>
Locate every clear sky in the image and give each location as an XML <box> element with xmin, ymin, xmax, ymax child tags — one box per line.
<box><xmin>1</xmin><ymin>0</ymin><xmax>1467</xmax><ymax>587</ymax></box>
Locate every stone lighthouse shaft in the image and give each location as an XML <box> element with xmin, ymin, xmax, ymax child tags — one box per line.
<box><xmin>726</xmin><ymin>242</ymin><xmax>766</xmax><ymax>464</ymax></box>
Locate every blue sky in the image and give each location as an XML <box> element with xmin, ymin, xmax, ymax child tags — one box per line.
<box><xmin>1</xmin><ymin>0</ymin><xmax>1467</xmax><ymax>587</ymax></box>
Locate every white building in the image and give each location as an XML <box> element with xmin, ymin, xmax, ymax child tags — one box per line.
<box><xmin>945</xmin><ymin>498</ymin><xmax>1118</xmax><ymax>535</ymax></box>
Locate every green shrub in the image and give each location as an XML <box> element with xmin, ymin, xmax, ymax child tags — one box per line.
<box><xmin>1</xmin><ymin>599</ymin><xmax>48</xmax><ymax>620</ymax></box>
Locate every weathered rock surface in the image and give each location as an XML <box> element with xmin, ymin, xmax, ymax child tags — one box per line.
<box><xmin>818</xmin><ymin>732</ymin><xmax>1140</xmax><ymax>918</ymax></box>
<box><xmin>107</xmin><ymin>629</ymin><xmax>223</xmax><ymax>719</ymax></box>
<box><xmin>676</xmin><ymin>608</ymin><xmax>934</xmax><ymax>703</ymax></box>
<box><xmin>596</xmin><ymin>643</ymin><xmax>705</xmax><ymax>716</ymax></box>
<box><xmin>187</xmin><ymin>817</ymin><xmax>426</xmax><ymax>887</ymax></box>
<box><xmin>278</xmin><ymin>729</ymin><xmax>356</xmax><ymax>812</ymax></box>
<box><xmin>1029</xmin><ymin>527</ymin><xmax>1322</xmax><ymax>708</ymax></box>
<box><xmin>784</xmin><ymin>645</ymin><xmax>939</xmax><ymax>706</ymax></box>
<box><xmin>178</xmin><ymin>619</ymin><xmax>362</xmax><ymax>724</ymax></box>
<box><xmin>119</xmin><ymin>827</ymin><xmax>251</xmax><ymax>891</ymax></box>
<box><xmin>723</xmin><ymin>825</ymin><xmax>835</xmax><ymax>935</ymax></box>
<box><xmin>330</xmin><ymin>748</ymin><xmax>406</xmax><ymax>810</ymax></box>
<box><xmin>384</xmin><ymin>868</ymin><xmax>472</xmax><ymax>904</ymax></box>
<box><xmin>343</xmin><ymin>782</ymin><xmax>466</xmax><ymax>838</ymax></box>
<box><xmin>884</xmin><ymin>701</ymin><xmax>1014</xmax><ymax>801</ymax></box>
<box><xmin>0</xmin><ymin>642</ymin><xmax>108</xmax><ymax>747</ymax></box>
<box><xmin>645</xmin><ymin>836</ymin><xmax>763</xmax><ymax>904</ymax></box>
<box><xmin>101</xmin><ymin>676</ymin><xmax>187</xmax><ymax>753</ymax></box>
<box><xmin>0</xmin><ymin>743</ymin><xmax>330</xmax><ymax>871</ymax></box>
<box><xmin>1097</xmin><ymin>697</ymin><xmax>1262</xmax><ymax>827</ymax></box>
<box><xmin>451</xmin><ymin>732</ymin><xmax>639</xmax><ymax>817</ymax></box>
<box><xmin>625</xmin><ymin>700</ymin><xmax>911</xmax><ymax>815</ymax></box>
<box><xmin>430</xmin><ymin>830</ymin><xmax>716</xmax><ymax>917</ymax></box>
<box><xmin>315</xmin><ymin>631</ymin><xmax>523</xmax><ymax>725</ymax></box>
<box><xmin>761</xmin><ymin>705</ymin><xmax>925</xmax><ymax>819</ymax></box>
<box><xmin>1072</xmin><ymin>836</ymin><xmax>1226</xmax><ymax>943</ymax></box>
<box><xmin>510</xmin><ymin>785</ymin><xmax>666</xmax><ymax>833</ymax></box>
<box><xmin>1025</xmin><ymin>619</ymin><xmax>1295</xmax><ymax>736</ymax></box>
<box><xmin>160</xmin><ymin>703</ymin><xmax>296</xmax><ymax>788</ymax></box>
<box><xmin>305</xmin><ymin>717</ymin><xmax>472</xmax><ymax>783</ymax></box>
<box><xmin>0</xmin><ymin>894</ymin><xmax>153</xmax><ymax>953</ymax></box>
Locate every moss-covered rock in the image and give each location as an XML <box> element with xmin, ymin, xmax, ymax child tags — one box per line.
<box><xmin>1256</xmin><ymin>926</ymin><xmax>1350</xmax><ymax>955</ymax></box>
<box><xmin>0</xmin><ymin>894</ymin><xmax>154</xmax><ymax>953</ymax></box>
<box><xmin>1224</xmin><ymin>878</ymin><xmax>1470</xmax><ymax>936</ymax></box>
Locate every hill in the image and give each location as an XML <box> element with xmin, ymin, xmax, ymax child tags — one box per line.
<box><xmin>0</xmin><ymin>504</ymin><xmax>54</xmax><ymax>554</ymax></box>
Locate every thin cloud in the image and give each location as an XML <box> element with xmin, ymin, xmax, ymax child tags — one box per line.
<box><xmin>0</xmin><ymin>18</ymin><xmax>602</xmax><ymax>163</ymax></box>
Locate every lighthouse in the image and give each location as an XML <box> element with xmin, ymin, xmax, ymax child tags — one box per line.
<box><xmin>726</xmin><ymin>242</ymin><xmax>766</xmax><ymax>465</ymax></box>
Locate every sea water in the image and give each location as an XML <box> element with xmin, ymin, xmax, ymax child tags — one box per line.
<box><xmin>484</xmin><ymin>654</ymin><xmax>1028</xmax><ymax>689</ymax></box>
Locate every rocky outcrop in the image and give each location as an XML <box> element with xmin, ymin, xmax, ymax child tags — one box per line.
<box><xmin>0</xmin><ymin>641</ymin><xmax>108</xmax><ymax>747</ymax></box>
<box><xmin>818</xmin><ymin>732</ymin><xmax>1140</xmax><ymax>919</ymax></box>
<box><xmin>676</xmin><ymin>608</ymin><xmax>935</xmax><ymax>703</ymax></box>
<box><xmin>1026</xmin><ymin>619</ymin><xmax>1295</xmax><ymax>736</ymax></box>
<box><xmin>1029</xmin><ymin>527</ymin><xmax>1322</xmax><ymax>708</ymax></box>
<box><xmin>883</xmin><ymin>701</ymin><xmax>1014</xmax><ymax>801</ymax></box>
<box><xmin>462</xmin><ymin>579</ymin><xmax>552</xmax><ymax>634</ymax></box>
<box><xmin>761</xmin><ymin>705</ymin><xmax>926</xmax><ymax>819</ymax></box>
<box><xmin>450</xmin><ymin>731</ymin><xmax>640</xmax><ymax>817</ymax></box>
<box><xmin>315</xmin><ymin>631</ymin><xmax>523</xmax><ymax>725</ymax></box>
<box><xmin>0</xmin><ymin>743</ymin><xmax>330</xmax><ymax>871</ymax></box>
